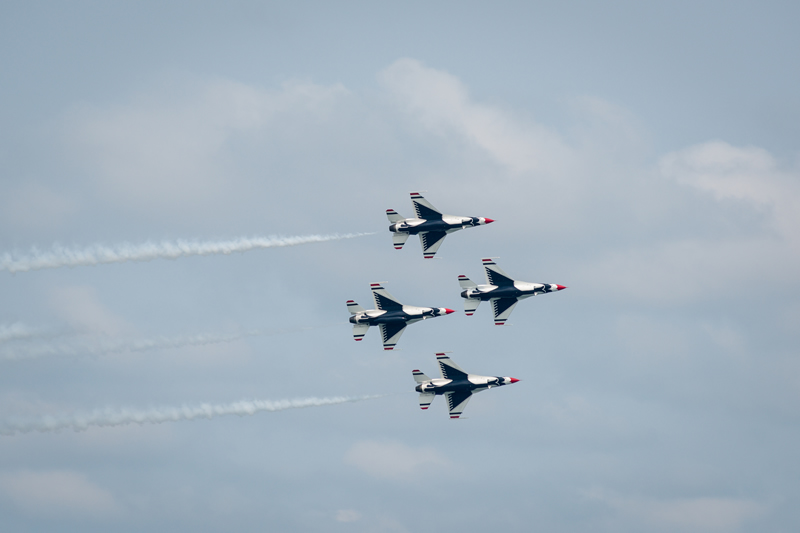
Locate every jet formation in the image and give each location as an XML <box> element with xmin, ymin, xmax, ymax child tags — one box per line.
<box><xmin>345</xmin><ymin>192</ymin><xmax>569</xmax><ymax>417</ymax></box>
<box><xmin>347</xmin><ymin>283</ymin><xmax>454</xmax><ymax>351</ymax></box>
<box><xmin>386</xmin><ymin>192</ymin><xmax>493</xmax><ymax>258</ymax></box>
<box><xmin>458</xmin><ymin>258</ymin><xmax>566</xmax><ymax>325</ymax></box>
<box><xmin>413</xmin><ymin>353</ymin><xmax>519</xmax><ymax>419</ymax></box>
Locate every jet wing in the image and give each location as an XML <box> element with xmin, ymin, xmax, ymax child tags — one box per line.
<box><xmin>370</xmin><ymin>283</ymin><xmax>403</xmax><ymax>311</ymax></box>
<box><xmin>482</xmin><ymin>258</ymin><xmax>516</xmax><ymax>286</ymax></box>
<box><xmin>419</xmin><ymin>231</ymin><xmax>447</xmax><ymax>259</ymax></box>
<box><xmin>352</xmin><ymin>323</ymin><xmax>370</xmax><ymax>342</ymax></box>
<box><xmin>436</xmin><ymin>353</ymin><xmax>469</xmax><ymax>380</ymax></box>
<box><xmin>392</xmin><ymin>233</ymin><xmax>410</xmax><ymax>250</ymax></box>
<box><xmin>410</xmin><ymin>192</ymin><xmax>443</xmax><ymax>220</ymax></box>
<box><xmin>445</xmin><ymin>390</ymin><xmax>472</xmax><ymax>419</ymax></box>
<box><xmin>379</xmin><ymin>321</ymin><xmax>407</xmax><ymax>350</ymax></box>
<box><xmin>491</xmin><ymin>297</ymin><xmax>518</xmax><ymax>325</ymax></box>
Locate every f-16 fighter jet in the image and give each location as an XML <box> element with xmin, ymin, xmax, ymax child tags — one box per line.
<box><xmin>458</xmin><ymin>258</ymin><xmax>567</xmax><ymax>325</ymax></box>
<box><xmin>413</xmin><ymin>353</ymin><xmax>520</xmax><ymax>419</ymax></box>
<box><xmin>386</xmin><ymin>192</ymin><xmax>494</xmax><ymax>258</ymax></box>
<box><xmin>347</xmin><ymin>283</ymin><xmax>455</xmax><ymax>350</ymax></box>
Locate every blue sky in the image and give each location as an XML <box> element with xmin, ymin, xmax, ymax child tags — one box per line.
<box><xmin>1</xmin><ymin>2</ymin><xmax>799</xmax><ymax>531</ymax></box>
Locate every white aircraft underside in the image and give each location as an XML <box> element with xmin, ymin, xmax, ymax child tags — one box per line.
<box><xmin>386</xmin><ymin>192</ymin><xmax>493</xmax><ymax>258</ymax></box>
<box><xmin>412</xmin><ymin>353</ymin><xmax>519</xmax><ymax>418</ymax></box>
<box><xmin>458</xmin><ymin>259</ymin><xmax>566</xmax><ymax>324</ymax></box>
<box><xmin>347</xmin><ymin>284</ymin><xmax>454</xmax><ymax>350</ymax></box>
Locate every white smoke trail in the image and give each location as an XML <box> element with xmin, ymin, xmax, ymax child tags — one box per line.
<box><xmin>0</xmin><ymin>331</ymin><xmax>255</xmax><ymax>361</ymax></box>
<box><xmin>0</xmin><ymin>395</ymin><xmax>384</xmax><ymax>435</ymax></box>
<box><xmin>0</xmin><ymin>325</ymin><xmax>333</xmax><ymax>361</ymax></box>
<box><xmin>0</xmin><ymin>233</ymin><xmax>374</xmax><ymax>273</ymax></box>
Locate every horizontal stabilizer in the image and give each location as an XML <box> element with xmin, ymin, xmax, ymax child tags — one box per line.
<box><xmin>457</xmin><ymin>275</ymin><xmax>477</xmax><ymax>290</ymax></box>
<box><xmin>418</xmin><ymin>392</ymin><xmax>435</xmax><ymax>410</ymax></box>
<box><xmin>392</xmin><ymin>232</ymin><xmax>409</xmax><ymax>250</ymax></box>
<box><xmin>464</xmin><ymin>298</ymin><xmax>481</xmax><ymax>316</ymax></box>
<box><xmin>352</xmin><ymin>323</ymin><xmax>370</xmax><ymax>342</ymax></box>
<box><xmin>346</xmin><ymin>300</ymin><xmax>365</xmax><ymax>315</ymax></box>
<box><xmin>386</xmin><ymin>209</ymin><xmax>405</xmax><ymax>223</ymax></box>
<box><xmin>412</xmin><ymin>369</ymin><xmax>431</xmax><ymax>383</ymax></box>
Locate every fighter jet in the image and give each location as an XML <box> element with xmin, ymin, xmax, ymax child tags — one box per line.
<box><xmin>386</xmin><ymin>192</ymin><xmax>494</xmax><ymax>258</ymax></box>
<box><xmin>347</xmin><ymin>283</ymin><xmax>455</xmax><ymax>350</ymax></box>
<box><xmin>413</xmin><ymin>353</ymin><xmax>520</xmax><ymax>419</ymax></box>
<box><xmin>458</xmin><ymin>258</ymin><xmax>567</xmax><ymax>325</ymax></box>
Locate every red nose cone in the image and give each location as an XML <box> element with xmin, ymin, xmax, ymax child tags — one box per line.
<box><xmin>509</xmin><ymin>378</ymin><xmax>520</xmax><ymax>383</ymax></box>
<box><xmin>484</xmin><ymin>218</ymin><xmax>495</xmax><ymax>224</ymax></box>
<box><xmin>556</xmin><ymin>285</ymin><xmax>567</xmax><ymax>291</ymax></box>
<box><xmin>445</xmin><ymin>308</ymin><xmax>455</xmax><ymax>314</ymax></box>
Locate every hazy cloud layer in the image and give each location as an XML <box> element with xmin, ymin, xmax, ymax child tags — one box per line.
<box><xmin>1</xmin><ymin>6</ymin><xmax>798</xmax><ymax>530</ymax></box>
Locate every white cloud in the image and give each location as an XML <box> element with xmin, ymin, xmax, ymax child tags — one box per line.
<box><xmin>344</xmin><ymin>439</ymin><xmax>451</xmax><ymax>482</ymax></box>
<box><xmin>660</xmin><ymin>140</ymin><xmax>800</xmax><ymax>243</ymax></box>
<box><xmin>0</xmin><ymin>470</ymin><xmax>121</xmax><ymax>518</ymax></box>
<box><xmin>63</xmin><ymin>78</ymin><xmax>350</xmax><ymax>213</ymax></box>
<box><xmin>379</xmin><ymin>58</ymin><xmax>574</xmax><ymax>177</ymax></box>
<box><xmin>586</xmin><ymin>489</ymin><xmax>766</xmax><ymax>532</ymax></box>
<box><xmin>48</xmin><ymin>285</ymin><xmax>132</xmax><ymax>336</ymax></box>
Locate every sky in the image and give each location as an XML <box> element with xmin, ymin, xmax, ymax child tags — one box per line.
<box><xmin>1</xmin><ymin>1</ymin><xmax>799</xmax><ymax>531</ymax></box>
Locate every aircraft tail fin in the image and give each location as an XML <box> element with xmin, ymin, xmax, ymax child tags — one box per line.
<box><xmin>412</xmin><ymin>369</ymin><xmax>431</xmax><ymax>383</ymax></box>
<box><xmin>346</xmin><ymin>300</ymin><xmax>365</xmax><ymax>315</ymax></box>
<box><xmin>464</xmin><ymin>298</ymin><xmax>481</xmax><ymax>316</ymax></box>
<box><xmin>418</xmin><ymin>392</ymin><xmax>435</xmax><ymax>410</ymax></box>
<box><xmin>386</xmin><ymin>209</ymin><xmax>405</xmax><ymax>223</ymax></box>
<box><xmin>352</xmin><ymin>323</ymin><xmax>370</xmax><ymax>342</ymax></box>
<box><xmin>458</xmin><ymin>275</ymin><xmax>478</xmax><ymax>290</ymax></box>
<box><xmin>392</xmin><ymin>233</ymin><xmax>410</xmax><ymax>250</ymax></box>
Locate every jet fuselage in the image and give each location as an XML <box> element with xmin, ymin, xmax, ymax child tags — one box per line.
<box><xmin>348</xmin><ymin>306</ymin><xmax>451</xmax><ymax>326</ymax></box>
<box><xmin>388</xmin><ymin>216</ymin><xmax>484</xmax><ymax>236</ymax></box>
<box><xmin>460</xmin><ymin>282</ymin><xmax>563</xmax><ymax>302</ymax></box>
<box><xmin>414</xmin><ymin>375</ymin><xmax>518</xmax><ymax>395</ymax></box>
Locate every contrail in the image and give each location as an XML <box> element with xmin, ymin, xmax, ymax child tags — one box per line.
<box><xmin>0</xmin><ymin>233</ymin><xmax>374</xmax><ymax>273</ymax></box>
<box><xmin>0</xmin><ymin>395</ymin><xmax>385</xmax><ymax>435</ymax></box>
<box><xmin>0</xmin><ymin>322</ymin><xmax>50</xmax><ymax>344</ymax></box>
<box><xmin>0</xmin><ymin>325</ymin><xmax>334</xmax><ymax>361</ymax></box>
<box><xmin>0</xmin><ymin>331</ymin><xmax>257</xmax><ymax>361</ymax></box>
